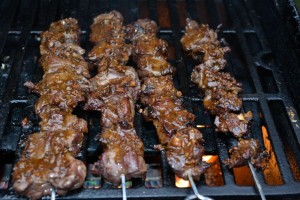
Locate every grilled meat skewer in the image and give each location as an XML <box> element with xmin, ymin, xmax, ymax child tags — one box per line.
<box><xmin>85</xmin><ymin>11</ymin><xmax>146</xmax><ymax>184</ymax></box>
<box><xmin>126</xmin><ymin>19</ymin><xmax>206</xmax><ymax>180</ymax></box>
<box><xmin>181</xmin><ymin>18</ymin><xmax>266</xmax><ymax>168</ymax></box>
<box><xmin>13</xmin><ymin>18</ymin><xmax>89</xmax><ymax>199</ymax></box>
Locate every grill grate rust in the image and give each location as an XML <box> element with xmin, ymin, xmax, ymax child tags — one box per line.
<box><xmin>0</xmin><ymin>0</ymin><xmax>300</xmax><ymax>199</ymax></box>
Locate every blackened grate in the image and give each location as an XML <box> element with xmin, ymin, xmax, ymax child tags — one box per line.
<box><xmin>0</xmin><ymin>0</ymin><xmax>300</xmax><ymax>199</ymax></box>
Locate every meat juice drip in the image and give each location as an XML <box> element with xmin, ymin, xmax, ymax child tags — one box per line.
<box><xmin>125</xmin><ymin>19</ymin><xmax>206</xmax><ymax>181</ymax></box>
<box><xmin>84</xmin><ymin>11</ymin><xmax>146</xmax><ymax>185</ymax></box>
<box><xmin>12</xmin><ymin>19</ymin><xmax>90</xmax><ymax>199</ymax></box>
<box><xmin>181</xmin><ymin>18</ymin><xmax>266</xmax><ymax>169</ymax></box>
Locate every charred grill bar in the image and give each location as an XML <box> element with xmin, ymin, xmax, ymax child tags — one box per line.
<box><xmin>0</xmin><ymin>0</ymin><xmax>300</xmax><ymax>199</ymax></box>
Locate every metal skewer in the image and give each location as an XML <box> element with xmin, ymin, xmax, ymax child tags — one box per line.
<box><xmin>51</xmin><ymin>188</ymin><xmax>55</xmax><ymax>200</ymax></box>
<box><xmin>185</xmin><ymin>173</ymin><xmax>213</xmax><ymax>200</ymax></box>
<box><xmin>248</xmin><ymin>161</ymin><xmax>266</xmax><ymax>200</ymax></box>
<box><xmin>121</xmin><ymin>174</ymin><xmax>127</xmax><ymax>200</ymax></box>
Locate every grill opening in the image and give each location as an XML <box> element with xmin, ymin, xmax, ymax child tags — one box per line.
<box><xmin>268</xmin><ymin>101</ymin><xmax>300</xmax><ymax>182</ymax></box>
<box><xmin>261</xmin><ymin>126</ymin><xmax>284</xmax><ymax>186</ymax></box>
<box><xmin>257</xmin><ymin>66</ymin><xmax>279</xmax><ymax>94</ymax></box>
<box><xmin>1</xmin><ymin>0</ymin><xmax>300</xmax><ymax>199</ymax></box>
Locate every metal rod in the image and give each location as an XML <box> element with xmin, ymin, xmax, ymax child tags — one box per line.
<box><xmin>121</xmin><ymin>174</ymin><xmax>127</xmax><ymax>200</ymax></box>
<box><xmin>51</xmin><ymin>188</ymin><xmax>55</xmax><ymax>200</ymax></box>
<box><xmin>184</xmin><ymin>173</ymin><xmax>213</xmax><ymax>200</ymax></box>
<box><xmin>196</xmin><ymin>125</ymin><xmax>212</xmax><ymax>128</ymax></box>
<box><xmin>248</xmin><ymin>161</ymin><xmax>266</xmax><ymax>200</ymax></box>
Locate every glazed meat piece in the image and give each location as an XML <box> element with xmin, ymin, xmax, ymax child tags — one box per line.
<box><xmin>87</xmin><ymin>38</ymin><xmax>132</xmax><ymax>72</ymax></box>
<box><xmin>132</xmin><ymin>36</ymin><xmax>168</xmax><ymax>59</ymax></box>
<box><xmin>13</xmin><ymin>153</ymin><xmax>86</xmax><ymax>200</ymax></box>
<box><xmin>84</xmin><ymin>65</ymin><xmax>141</xmax><ymax>111</ymax></box>
<box><xmin>25</xmin><ymin>71</ymin><xmax>90</xmax><ymax>114</ymax></box>
<box><xmin>191</xmin><ymin>64</ymin><xmax>242</xmax><ymax>92</ymax></box>
<box><xmin>191</xmin><ymin>64</ymin><xmax>242</xmax><ymax>114</ymax></box>
<box><xmin>90</xmin><ymin>10</ymin><xmax>124</xmax><ymax>43</ymax></box>
<box><xmin>181</xmin><ymin>18</ymin><xmax>230</xmax><ymax>70</ymax></box>
<box><xmin>48</xmin><ymin>18</ymin><xmax>81</xmax><ymax>42</ymax></box>
<box><xmin>91</xmin><ymin>125</ymin><xmax>147</xmax><ymax>184</ymax></box>
<box><xmin>40</xmin><ymin>18</ymin><xmax>81</xmax><ymax>54</ymax></box>
<box><xmin>224</xmin><ymin>139</ymin><xmax>266</xmax><ymax>168</ymax></box>
<box><xmin>39</xmin><ymin>109</ymin><xmax>87</xmax><ymax>134</ymax></box>
<box><xmin>125</xmin><ymin>19</ymin><xmax>158</xmax><ymax>41</ymax></box>
<box><xmin>203</xmin><ymin>88</ymin><xmax>242</xmax><ymax>114</ymax></box>
<box><xmin>142</xmin><ymin>99</ymin><xmax>196</xmax><ymax>144</ymax></box>
<box><xmin>141</xmin><ymin>75</ymin><xmax>182</xmax><ymax>103</ymax></box>
<box><xmin>166</xmin><ymin>127</ymin><xmax>206</xmax><ymax>180</ymax></box>
<box><xmin>214</xmin><ymin>111</ymin><xmax>253</xmax><ymax>138</ymax></box>
<box><xmin>135</xmin><ymin>55</ymin><xmax>175</xmax><ymax>78</ymax></box>
<box><xmin>140</xmin><ymin>76</ymin><xmax>195</xmax><ymax>144</ymax></box>
<box><xmin>21</xmin><ymin>130</ymin><xmax>84</xmax><ymax>157</ymax></box>
<box><xmin>40</xmin><ymin>53</ymin><xmax>90</xmax><ymax>78</ymax></box>
<box><xmin>100</xmin><ymin>93</ymin><xmax>135</xmax><ymax>129</ymax></box>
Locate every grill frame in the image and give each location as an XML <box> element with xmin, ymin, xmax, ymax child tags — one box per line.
<box><xmin>0</xmin><ymin>0</ymin><xmax>300</xmax><ymax>199</ymax></box>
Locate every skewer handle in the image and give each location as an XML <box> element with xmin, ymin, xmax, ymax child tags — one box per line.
<box><xmin>121</xmin><ymin>174</ymin><xmax>127</xmax><ymax>200</ymax></box>
<box><xmin>248</xmin><ymin>161</ymin><xmax>266</xmax><ymax>200</ymax></box>
<box><xmin>185</xmin><ymin>173</ymin><xmax>213</xmax><ymax>200</ymax></box>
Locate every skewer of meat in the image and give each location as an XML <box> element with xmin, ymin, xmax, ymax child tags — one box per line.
<box><xmin>84</xmin><ymin>11</ymin><xmax>146</xmax><ymax>185</ymax></box>
<box><xmin>180</xmin><ymin>19</ymin><xmax>266</xmax><ymax>169</ymax></box>
<box><xmin>125</xmin><ymin>19</ymin><xmax>207</xmax><ymax>181</ymax></box>
<box><xmin>12</xmin><ymin>19</ymin><xmax>89</xmax><ymax>199</ymax></box>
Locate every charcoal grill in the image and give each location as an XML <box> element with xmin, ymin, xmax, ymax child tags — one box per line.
<box><xmin>1</xmin><ymin>0</ymin><xmax>300</xmax><ymax>199</ymax></box>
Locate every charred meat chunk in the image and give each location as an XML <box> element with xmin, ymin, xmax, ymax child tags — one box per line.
<box><xmin>224</xmin><ymin>139</ymin><xmax>266</xmax><ymax>168</ymax></box>
<box><xmin>214</xmin><ymin>111</ymin><xmax>253</xmax><ymax>138</ymax></box>
<box><xmin>166</xmin><ymin>127</ymin><xmax>207</xmax><ymax>180</ymax></box>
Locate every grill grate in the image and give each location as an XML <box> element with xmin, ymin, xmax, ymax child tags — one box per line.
<box><xmin>1</xmin><ymin>0</ymin><xmax>300</xmax><ymax>199</ymax></box>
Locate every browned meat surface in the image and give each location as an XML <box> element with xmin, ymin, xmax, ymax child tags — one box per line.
<box><xmin>39</xmin><ymin>46</ymin><xmax>90</xmax><ymax>78</ymax></box>
<box><xmin>181</xmin><ymin>18</ymin><xmax>230</xmax><ymax>70</ymax></box>
<box><xmin>13</xmin><ymin>153</ymin><xmax>86</xmax><ymax>200</ymax></box>
<box><xmin>192</xmin><ymin>64</ymin><xmax>242</xmax><ymax>114</ymax></box>
<box><xmin>13</xmin><ymin>18</ymin><xmax>88</xmax><ymax>199</ymax></box>
<box><xmin>166</xmin><ymin>127</ymin><xmax>206</xmax><ymax>180</ymax></box>
<box><xmin>224</xmin><ymin>139</ymin><xmax>266</xmax><ymax>168</ymax></box>
<box><xmin>126</xmin><ymin>19</ymin><xmax>206</xmax><ymax>180</ymax></box>
<box><xmin>40</xmin><ymin>19</ymin><xmax>81</xmax><ymax>54</ymax></box>
<box><xmin>203</xmin><ymin>89</ymin><xmax>242</xmax><ymax>114</ymax></box>
<box><xmin>89</xmin><ymin>10</ymin><xmax>124</xmax><ymax>43</ymax></box>
<box><xmin>142</xmin><ymin>95</ymin><xmax>195</xmax><ymax>144</ymax></box>
<box><xmin>25</xmin><ymin>71</ymin><xmax>90</xmax><ymax>114</ymax></box>
<box><xmin>125</xmin><ymin>19</ymin><xmax>158</xmax><ymax>41</ymax></box>
<box><xmin>181</xmin><ymin>18</ymin><xmax>266</xmax><ymax>169</ymax></box>
<box><xmin>86</xmin><ymin>11</ymin><xmax>146</xmax><ymax>184</ymax></box>
<box><xmin>136</xmin><ymin>55</ymin><xmax>175</xmax><ymax>78</ymax></box>
<box><xmin>192</xmin><ymin>65</ymin><xmax>241</xmax><ymax>92</ymax></box>
<box><xmin>132</xmin><ymin>36</ymin><xmax>168</xmax><ymax>59</ymax></box>
<box><xmin>141</xmin><ymin>75</ymin><xmax>182</xmax><ymax>104</ymax></box>
<box><xmin>214</xmin><ymin>111</ymin><xmax>253</xmax><ymax>138</ymax></box>
<box><xmin>91</xmin><ymin>125</ymin><xmax>146</xmax><ymax>183</ymax></box>
<box><xmin>87</xmin><ymin>38</ymin><xmax>131</xmax><ymax>72</ymax></box>
<box><xmin>84</xmin><ymin>65</ymin><xmax>140</xmax><ymax>110</ymax></box>
<box><xmin>39</xmin><ymin>109</ymin><xmax>87</xmax><ymax>134</ymax></box>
